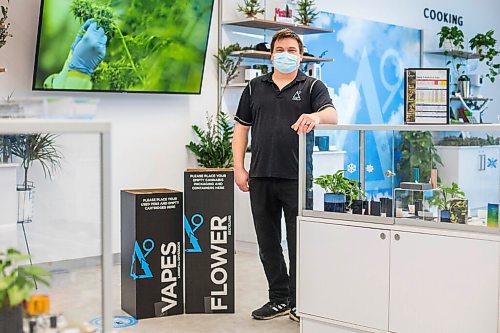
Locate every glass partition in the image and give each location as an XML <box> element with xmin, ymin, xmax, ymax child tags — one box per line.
<box><xmin>0</xmin><ymin>123</ymin><xmax>110</xmax><ymax>332</ymax></box>
<box><xmin>301</xmin><ymin>125</ymin><xmax>500</xmax><ymax>232</ymax></box>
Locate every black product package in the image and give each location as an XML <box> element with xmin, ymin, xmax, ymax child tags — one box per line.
<box><xmin>121</xmin><ymin>189</ymin><xmax>184</xmax><ymax>319</ymax></box>
<box><xmin>184</xmin><ymin>169</ymin><xmax>235</xmax><ymax>313</ymax></box>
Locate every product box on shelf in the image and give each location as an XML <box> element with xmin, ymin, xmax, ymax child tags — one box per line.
<box><xmin>120</xmin><ymin>189</ymin><xmax>184</xmax><ymax>319</ymax></box>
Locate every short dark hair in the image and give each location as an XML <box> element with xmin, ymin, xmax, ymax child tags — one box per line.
<box><xmin>270</xmin><ymin>28</ymin><xmax>304</xmax><ymax>54</ymax></box>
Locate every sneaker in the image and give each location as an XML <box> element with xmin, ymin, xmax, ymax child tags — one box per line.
<box><xmin>289</xmin><ymin>306</ymin><xmax>300</xmax><ymax>322</ymax></box>
<box><xmin>251</xmin><ymin>302</ymin><xmax>290</xmax><ymax>320</ymax></box>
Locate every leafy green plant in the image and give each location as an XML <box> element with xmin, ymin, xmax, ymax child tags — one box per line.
<box><xmin>431</xmin><ymin>182</ymin><xmax>465</xmax><ymax>211</ymax></box>
<box><xmin>437</xmin><ymin>26</ymin><xmax>467</xmax><ymax>78</ymax></box>
<box><xmin>186</xmin><ymin>112</ymin><xmax>233</xmax><ymax>168</ymax></box>
<box><xmin>0</xmin><ymin>0</ymin><xmax>12</xmax><ymax>49</ymax></box>
<box><xmin>237</xmin><ymin>0</ymin><xmax>265</xmax><ymax>17</ymax></box>
<box><xmin>469</xmin><ymin>30</ymin><xmax>500</xmax><ymax>83</ymax></box>
<box><xmin>295</xmin><ymin>0</ymin><xmax>318</xmax><ymax>26</ymax></box>
<box><xmin>438</xmin><ymin>26</ymin><xmax>465</xmax><ymax>50</ymax></box>
<box><xmin>10</xmin><ymin>134</ymin><xmax>62</xmax><ymax>190</ymax></box>
<box><xmin>397</xmin><ymin>131</ymin><xmax>443</xmax><ymax>184</ymax></box>
<box><xmin>215</xmin><ymin>43</ymin><xmax>242</xmax><ymax>111</ymax></box>
<box><xmin>70</xmin><ymin>0</ymin><xmax>116</xmax><ymax>38</ymax></box>
<box><xmin>314</xmin><ymin>170</ymin><xmax>366</xmax><ymax>206</ymax></box>
<box><xmin>0</xmin><ymin>248</ymin><xmax>50</xmax><ymax>309</ymax></box>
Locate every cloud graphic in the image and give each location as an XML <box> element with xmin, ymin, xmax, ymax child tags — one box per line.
<box><xmin>335</xmin><ymin>16</ymin><xmax>385</xmax><ymax>60</ymax></box>
<box><xmin>387</xmin><ymin>104</ymin><xmax>404</xmax><ymax>124</ymax></box>
<box><xmin>330</xmin><ymin>81</ymin><xmax>361</xmax><ymax>125</ymax></box>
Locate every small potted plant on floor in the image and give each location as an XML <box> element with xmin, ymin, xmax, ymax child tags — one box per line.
<box><xmin>237</xmin><ymin>0</ymin><xmax>265</xmax><ymax>18</ymax></box>
<box><xmin>294</xmin><ymin>0</ymin><xmax>318</xmax><ymax>26</ymax></box>
<box><xmin>314</xmin><ymin>170</ymin><xmax>366</xmax><ymax>213</ymax></box>
<box><xmin>469</xmin><ymin>30</ymin><xmax>500</xmax><ymax>83</ymax></box>
<box><xmin>0</xmin><ymin>248</ymin><xmax>51</xmax><ymax>333</ymax></box>
<box><xmin>431</xmin><ymin>182</ymin><xmax>466</xmax><ymax>223</ymax></box>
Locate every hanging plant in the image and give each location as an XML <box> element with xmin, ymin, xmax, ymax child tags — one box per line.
<box><xmin>469</xmin><ymin>30</ymin><xmax>500</xmax><ymax>83</ymax></box>
<box><xmin>237</xmin><ymin>0</ymin><xmax>265</xmax><ymax>18</ymax></box>
<box><xmin>294</xmin><ymin>0</ymin><xmax>318</xmax><ymax>26</ymax></box>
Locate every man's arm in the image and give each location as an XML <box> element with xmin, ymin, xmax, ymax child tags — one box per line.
<box><xmin>233</xmin><ymin>122</ymin><xmax>250</xmax><ymax>192</ymax></box>
<box><xmin>291</xmin><ymin>106</ymin><xmax>338</xmax><ymax>134</ymax></box>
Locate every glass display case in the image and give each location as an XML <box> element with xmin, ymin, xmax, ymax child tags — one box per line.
<box><xmin>299</xmin><ymin>124</ymin><xmax>500</xmax><ymax>233</ymax></box>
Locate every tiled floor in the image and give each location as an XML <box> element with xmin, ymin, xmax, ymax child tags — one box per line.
<box><xmin>39</xmin><ymin>251</ymin><xmax>299</xmax><ymax>333</ymax></box>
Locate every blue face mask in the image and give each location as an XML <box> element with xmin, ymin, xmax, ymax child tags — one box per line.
<box><xmin>272</xmin><ymin>52</ymin><xmax>299</xmax><ymax>74</ymax></box>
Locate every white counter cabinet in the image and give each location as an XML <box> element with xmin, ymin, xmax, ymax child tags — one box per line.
<box><xmin>298</xmin><ymin>217</ymin><xmax>500</xmax><ymax>333</ymax></box>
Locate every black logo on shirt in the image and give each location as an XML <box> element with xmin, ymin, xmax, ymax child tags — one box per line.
<box><xmin>292</xmin><ymin>90</ymin><xmax>302</xmax><ymax>101</ymax></box>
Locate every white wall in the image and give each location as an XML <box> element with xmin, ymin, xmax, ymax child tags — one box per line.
<box><xmin>0</xmin><ymin>0</ymin><xmax>220</xmax><ymax>259</ymax></box>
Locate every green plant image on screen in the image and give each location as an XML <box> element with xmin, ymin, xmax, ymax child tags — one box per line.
<box><xmin>33</xmin><ymin>0</ymin><xmax>214</xmax><ymax>93</ymax></box>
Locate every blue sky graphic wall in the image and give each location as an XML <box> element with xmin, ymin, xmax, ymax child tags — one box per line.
<box><xmin>305</xmin><ymin>12</ymin><xmax>421</xmax><ymax>196</ymax></box>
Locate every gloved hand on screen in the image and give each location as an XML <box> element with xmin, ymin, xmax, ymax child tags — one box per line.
<box><xmin>69</xmin><ymin>21</ymin><xmax>107</xmax><ymax>76</ymax></box>
<box><xmin>71</xmin><ymin>18</ymin><xmax>94</xmax><ymax>52</ymax></box>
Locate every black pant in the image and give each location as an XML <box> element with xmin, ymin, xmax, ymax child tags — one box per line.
<box><xmin>249</xmin><ymin>177</ymin><xmax>298</xmax><ymax>307</ymax></box>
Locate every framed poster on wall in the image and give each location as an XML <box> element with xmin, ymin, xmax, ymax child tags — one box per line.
<box><xmin>404</xmin><ymin>68</ymin><xmax>450</xmax><ymax>124</ymax></box>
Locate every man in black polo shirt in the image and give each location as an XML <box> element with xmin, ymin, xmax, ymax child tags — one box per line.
<box><xmin>233</xmin><ymin>28</ymin><xmax>338</xmax><ymax>322</ymax></box>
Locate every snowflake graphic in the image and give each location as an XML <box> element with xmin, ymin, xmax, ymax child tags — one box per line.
<box><xmin>366</xmin><ymin>164</ymin><xmax>374</xmax><ymax>173</ymax></box>
<box><xmin>347</xmin><ymin>163</ymin><xmax>357</xmax><ymax>174</ymax></box>
<box><xmin>487</xmin><ymin>158</ymin><xmax>498</xmax><ymax>169</ymax></box>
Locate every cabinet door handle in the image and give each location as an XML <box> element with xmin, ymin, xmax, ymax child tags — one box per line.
<box><xmin>394</xmin><ymin>234</ymin><xmax>400</xmax><ymax>241</ymax></box>
<box><xmin>380</xmin><ymin>233</ymin><xmax>386</xmax><ymax>240</ymax></box>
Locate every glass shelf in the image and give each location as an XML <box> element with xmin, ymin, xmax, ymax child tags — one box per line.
<box><xmin>426</xmin><ymin>50</ymin><xmax>481</xmax><ymax>60</ymax></box>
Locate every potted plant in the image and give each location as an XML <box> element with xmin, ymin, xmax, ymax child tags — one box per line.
<box><xmin>186</xmin><ymin>44</ymin><xmax>242</xmax><ymax>168</ymax></box>
<box><xmin>0</xmin><ymin>248</ymin><xmax>51</xmax><ymax>333</ymax></box>
<box><xmin>10</xmin><ymin>134</ymin><xmax>62</xmax><ymax>223</ymax></box>
<box><xmin>294</xmin><ymin>0</ymin><xmax>318</xmax><ymax>26</ymax></box>
<box><xmin>438</xmin><ymin>26</ymin><xmax>465</xmax><ymax>51</ymax></box>
<box><xmin>437</xmin><ymin>26</ymin><xmax>469</xmax><ymax>88</ymax></box>
<box><xmin>469</xmin><ymin>30</ymin><xmax>500</xmax><ymax>83</ymax></box>
<box><xmin>237</xmin><ymin>0</ymin><xmax>265</xmax><ymax>18</ymax></box>
<box><xmin>431</xmin><ymin>182</ymin><xmax>466</xmax><ymax>223</ymax></box>
<box><xmin>397</xmin><ymin>131</ymin><xmax>443</xmax><ymax>185</ymax></box>
<box><xmin>314</xmin><ymin>170</ymin><xmax>366</xmax><ymax>213</ymax></box>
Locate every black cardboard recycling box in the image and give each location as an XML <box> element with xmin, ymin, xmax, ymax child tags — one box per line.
<box><xmin>121</xmin><ymin>189</ymin><xmax>183</xmax><ymax>319</ymax></box>
<box><xmin>184</xmin><ymin>169</ymin><xmax>235</xmax><ymax>313</ymax></box>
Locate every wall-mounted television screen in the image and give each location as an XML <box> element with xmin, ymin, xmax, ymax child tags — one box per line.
<box><xmin>33</xmin><ymin>0</ymin><xmax>214</xmax><ymax>94</ymax></box>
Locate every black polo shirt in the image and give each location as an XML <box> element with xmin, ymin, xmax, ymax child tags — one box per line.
<box><xmin>235</xmin><ymin>71</ymin><xmax>334</xmax><ymax>180</ymax></box>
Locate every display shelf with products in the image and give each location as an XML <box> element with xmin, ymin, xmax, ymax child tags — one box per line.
<box><xmin>297</xmin><ymin>124</ymin><xmax>500</xmax><ymax>333</ymax></box>
<box><xmin>223</xmin><ymin>17</ymin><xmax>333</xmax><ymax>34</ymax></box>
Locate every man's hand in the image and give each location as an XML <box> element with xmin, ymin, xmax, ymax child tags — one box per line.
<box><xmin>291</xmin><ymin>113</ymin><xmax>320</xmax><ymax>134</ymax></box>
<box><xmin>235</xmin><ymin>167</ymin><xmax>250</xmax><ymax>192</ymax></box>
<box><xmin>69</xmin><ymin>21</ymin><xmax>107</xmax><ymax>76</ymax></box>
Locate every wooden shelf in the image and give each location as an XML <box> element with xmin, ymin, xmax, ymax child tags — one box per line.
<box><xmin>426</xmin><ymin>50</ymin><xmax>480</xmax><ymax>60</ymax></box>
<box><xmin>223</xmin><ymin>18</ymin><xmax>333</xmax><ymax>35</ymax></box>
<box><xmin>0</xmin><ymin>68</ymin><xmax>5</xmax><ymax>73</ymax></box>
<box><xmin>230</xmin><ymin>50</ymin><xmax>333</xmax><ymax>63</ymax></box>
